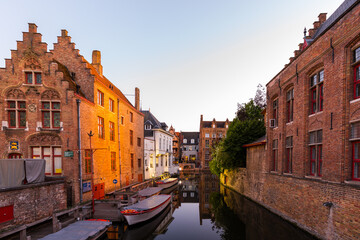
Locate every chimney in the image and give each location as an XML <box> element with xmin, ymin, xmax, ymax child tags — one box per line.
<box><xmin>61</xmin><ymin>29</ymin><xmax>68</xmax><ymax>37</ymax></box>
<box><xmin>28</xmin><ymin>23</ymin><xmax>37</xmax><ymax>33</ymax></box>
<box><xmin>92</xmin><ymin>50</ymin><xmax>103</xmax><ymax>76</ymax></box>
<box><xmin>313</xmin><ymin>21</ymin><xmax>320</xmax><ymax>30</ymax></box>
<box><xmin>135</xmin><ymin>87</ymin><xmax>140</xmax><ymax>111</ymax></box>
<box><xmin>318</xmin><ymin>13</ymin><xmax>327</xmax><ymax>24</ymax></box>
<box><xmin>200</xmin><ymin>115</ymin><xmax>203</xmax><ymax>122</ymax></box>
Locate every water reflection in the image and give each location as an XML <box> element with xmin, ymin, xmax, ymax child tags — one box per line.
<box><xmin>104</xmin><ymin>173</ymin><xmax>316</xmax><ymax>240</ymax></box>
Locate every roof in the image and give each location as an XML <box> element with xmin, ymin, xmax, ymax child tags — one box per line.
<box><xmin>181</xmin><ymin>132</ymin><xmax>199</xmax><ymax>145</ymax></box>
<box><xmin>201</xmin><ymin>121</ymin><xmax>229</xmax><ymax>128</ymax></box>
<box><xmin>142</xmin><ymin>110</ymin><xmax>169</xmax><ymax>137</ymax></box>
<box><xmin>243</xmin><ymin>136</ymin><xmax>266</xmax><ymax>148</ymax></box>
<box><xmin>312</xmin><ymin>0</ymin><xmax>358</xmax><ymax>40</ymax></box>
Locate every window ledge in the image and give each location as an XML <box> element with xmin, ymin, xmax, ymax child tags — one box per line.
<box><xmin>23</xmin><ymin>84</ymin><xmax>43</xmax><ymax>87</ymax></box>
<box><xmin>308</xmin><ymin>111</ymin><xmax>323</xmax><ymax>118</ymax></box>
<box><xmin>350</xmin><ymin>98</ymin><xmax>360</xmax><ymax>104</ymax></box>
<box><xmin>270</xmin><ymin>171</ymin><xmax>281</xmax><ymax>175</ymax></box>
<box><xmin>283</xmin><ymin>173</ymin><xmax>293</xmax><ymax>176</ymax></box>
<box><xmin>3</xmin><ymin>127</ymin><xmax>26</xmax><ymax>131</ymax></box>
<box><xmin>286</xmin><ymin>121</ymin><xmax>293</xmax><ymax>126</ymax></box>
<box><xmin>305</xmin><ymin>175</ymin><xmax>322</xmax><ymax>180</ymax></box>
<box><xmin>39</xmin><ymin>127</ymin><xmax>62</xmax><ymax>132</ymax></box>
<box><xmin>344</xmin><ymin>180</ymin><xmax>360</xmax><ymax>187</ymax></box>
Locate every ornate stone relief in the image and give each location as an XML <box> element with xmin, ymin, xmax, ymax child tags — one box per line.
<box><xmin>28</xmin><ymin>104</ymin><xmax>37</xmax><ymax>112</ymax></box>
<box><xmin>23</xmin><ymin>48</ymin><xmax>41</xmax><ymax>70</ymax></box>
<box><xmin>28</xmin><ymin>133</ymin><xmax>62</xmax><ymax>145</ymax></box>
<box><xmin>41</xmin><ymin>89</ymin><xmax>60</xmax><ymax>100</ymax></box>
<box><xmin>6</xmin><ymin>88</ymin><xmax>25</xmax><ymax>99</ymax></box>
<box><xmin>25</xmin><ymin>87</ymin><xmax>40</xmax><ymax>96</ymax></box>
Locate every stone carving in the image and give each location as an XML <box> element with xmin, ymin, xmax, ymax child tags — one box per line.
<box><xmin>28</xmin><ymin>104</ymin><xmax>37</xmax><ymax>112</ymax></box>
<box><xmin>41</xmin><ymin>89</ymin><xmax>60</xmax><ymax>100</ymax></box>
<box><xmin>28</xmin><ymin>133</ymin><xmax>62</xmax><ymax>145</ymax></box>
<box><xmin>6</xmin><ymin>88</ymin><xmax>25</xmax><ymax>99</ymax></box>
<box><xmin>23</xmin><ymin>48</ymin><xmax>41</xmax><ymax>70</ymax></box>
<box><xmin>25</xmin><ymin>87</ymin><xmax>40</xmax><ymax>96</ymax></box>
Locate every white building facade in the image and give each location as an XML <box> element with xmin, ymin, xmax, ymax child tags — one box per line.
<box><xmin>142</xmin><ymin>110</ymin><xmax>178</xmax><ymax>179</ymax></box>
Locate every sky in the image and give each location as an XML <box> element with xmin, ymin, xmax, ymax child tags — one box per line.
<box><xmin>0</xmin><ymin>0</ymin><xmax>344</xmax><ymax>131</ymax></box>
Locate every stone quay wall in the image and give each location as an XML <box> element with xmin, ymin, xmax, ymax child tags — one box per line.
<box><xmin>0</xmin><ymin>180</ymin><xmax>66</xmax><ymax>231</ymax></box>
<box><xmin>220</xmin><ymin>145</ymin><xmax>360</xmax><ymax>240</ymax></box>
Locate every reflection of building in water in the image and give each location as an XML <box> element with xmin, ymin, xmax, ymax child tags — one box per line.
<box><xmin>198</xmin><ymin>173</ymin><xmax>219</xmax><ymax>225</ymax></box>
<box><xmin>179</xmin><ymin>177</ymin><xmax>199</xmax><ymax>203</ymax></box>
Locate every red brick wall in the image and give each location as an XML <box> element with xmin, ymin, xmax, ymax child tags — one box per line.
<box><xmin>222</xmin><ymin>144</ymin><xmax>360</xmax><ymax>239</ymax></box>
<box><xmin>0</xmin><ymin>181</ymin><xmax>66</xmax><ymax>230</ymax></box>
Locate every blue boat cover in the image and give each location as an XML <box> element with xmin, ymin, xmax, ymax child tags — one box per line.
<box><xmin>39</xmin><ymin>220</ymin><xmax>111</xmax><ymax>240</ymax></box>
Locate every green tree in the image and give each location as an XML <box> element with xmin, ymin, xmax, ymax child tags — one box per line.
<box><xmin>210</xmin><ymin>91</ymin><xmax>266</xmax><ymax>175</ymax></box>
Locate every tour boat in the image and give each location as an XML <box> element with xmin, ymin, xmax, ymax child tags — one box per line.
<box><xmin>121</xmin><ymin>194</ymin><xmax>172</xmax><ymax>226</ymax></box>
<box><xmin>131</xmin><ymin>187</ymin><xmax>162</xmax><ymax>202</ymax></box>
<box><xmin>156</xmin><ymin>177</ymin><xmax>178</xmax><ymax>189</ymax></box>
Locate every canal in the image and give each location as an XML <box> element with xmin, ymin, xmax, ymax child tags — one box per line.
<box><xmin>106</xmin><ymin>172</ymin><xmax>317</xmax><ymax>240</ymax></box>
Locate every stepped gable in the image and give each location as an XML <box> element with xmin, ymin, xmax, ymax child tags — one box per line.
<box><xmin>51</xmin><ymin>29</ymin><xmax>95</xmax><ymax>102</ymax></box>
<box><xmin>51</xmin><ymin>29</ymin><xmax>138</xmax><ymax>112</ymax></box>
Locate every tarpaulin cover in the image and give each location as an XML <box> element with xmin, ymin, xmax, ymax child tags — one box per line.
<box><xmin>0</xmin><ymin>159</ymin><xmax>25</xmax><ymax>188</ymax></box>
<box><xmin>25</xmin><ymin>159</ymin><xmax>45</xmax><ymax>184</ymax></box>
<box><xmin>39</xmin><ymin>220</ymin><xmax>111</xmax><ymax>240</ymax></box>
<box><xmin>123</xmin><ymin>194</ymin><xmax>171</xmax><ymax>211</ymax></box>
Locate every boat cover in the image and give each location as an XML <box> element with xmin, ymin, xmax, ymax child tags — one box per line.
<box><xmin>160</xmin><ymin>178</ymin><xmax>178</xmax><ymax>184</ymax></box>
<box><xmin>138</xmin><ymin>187</ymin><xmax>162</xmax><ymax>197</ymax></box>
<box><xmin>123</xmin><ymin>194</ymin><xmax>171</xmax><ymax>211</ymax></box>
<box><xmin>39</xmin><ymin>220</ymin><xmax>111</xmax><ymax>240</ymax></box>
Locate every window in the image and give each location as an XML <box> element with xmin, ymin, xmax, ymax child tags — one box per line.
<box><xmin>25</xmin><ymin>71</ymin><xmax>42</xmax><ymax>85</ymax></box>
<box><xmin>272</xmin><ymin>139</ymin><xmax>278</xmax><ymax>171</ymax></box>
<box><xmin>212</xmin><ymin>124</ymin><xmax>215</xmax><ymax>128</ymax></box>
<box><xmin>131</xmin><ymin>153</ymin><xmax>134</xmax><ymax>168</ymax></box>
<box><xmin>98</xmin><ymin>117</ymin><xmax>104</xmax><ymax>139</ymax></box>
<box><xmin>183</xmin><ymin>139</ymin><xmax>187</xmax><ymax>144</ymax></box>
<box><xmin>309</xmin><ymin>130</ymin><xmax>323</xmax><ymax>176</ymax></box>
<box><xmin>7</xmin><ymin>100</ymin><xmax>26</xmax><ymax>128</ymax></box>
<box><xmin>212</xmin><ymin>133</ymin><xmax>216</xmax><ymax>138</ymax></box>
<box><xmin>205</xmin><ymin>140</ymin><xmax>209</xmax><ymax>148</ymax></box>
<box><xmin>156</xmin><ymin>156</ymin><xmax>159</xmax><ymax>167</ymax></box>
<box><xmin>350</xmin><ymin>122</ymin><xmax>360</xmax><ymax>180</ymax></box>
<box><xmin>161</xmin><ymin>156</ymin><xmax>163</xmax><ymax>166</ymax></box>
<box><xmin>150</xmin><ymin>155</ymin><xmax>154</xmax><ymax>168</ymax></box>
<box><xmin>109</xmin><ymin>98</ymin><xmax>114</xmax><ymax>112</ymax></box>
<box><xmin>32</xmin><ymin>146</ymin><xmax>61</xmax><ymax>175</ymax></box>
<box><xmin>111</xmin><ymin>152</ymin><xmax>116</xmax><ymax>171</ymax></box>
<box><xmin>42</xmin><ymin>101</ymin><xmax>60</xmax><ymax>128</ymax></box>
<box><xmin>85</xmin><ymin>150</ymin><xmax>91</xmax><ymax>174</ymax></box>
<box><xmin>286</xmin><ymin>89</ymin><xmax>294</xmax><ymax>123</ymax></box>
<box><xmin>353</xmin><ymin>47</ymin><xmax>360</xmax><ymax>99</ymax></box>
<box><xmin>130</xmin><ymin>130</ymin><xmax>133</xmax><ymax>145</ymax></box>
<box><xmin>310</xmin><ymin>70</ymin><xmax>324</xmax><ymax>114</ymax></box>
<box><xmin>219</xmin><ymin>133</ymin><xmax>223</xmax><ymax>138</ymax></box>
<box><xmin>109</xmin><ymin>121</ymin><xmax>115</xmax><ymax>141</ymax></box>
<box><xmin>272</xmin><ymin>99</ymin><xmax>278</xmax><ymax>127</ymax></box>
<box><xmin>145</xmin><ymin>124</ymin><xmax>151</xmax><ymax>130</ymax></box>
<box><xmin>130</xmin><ymin>112</ymin><xmax>133</xmax><ymax>122</ymax></box>
<box><xmin>191</xmin><ymin>139</ymin><xmax>195</xmax><ymax>144</ymax></box>
<box><xmin>205</xmin><ymin>149</ymin><xmax>209</xmax><ymax>160</ymax></box>
<box><xmin>285</xmin><ymin>136</ymin><xmax>293</xmax><ymax>173</ymax></box>
<box><xmin>138</xmin><ymin>158</ymin><xmax>141</xmax><ymax>168</ymax></box>
<box><xmin>97</xmin><ymin>90</ymin><xmax>104</xmax><ymax>107</ymax></box>
<box><xmin>121</xmin><ymin>116</ymin><xmax>124</xmax><ymax>125</ymax></box>
<box><xmin>137</xmin><ymin>137</ymin><xmax>141</xmax><ymax>147</ymax></box>
<box><xmin>205</xmin><ymin>133</ymin><xmax>209</xmax><ymax>138</ymax></box>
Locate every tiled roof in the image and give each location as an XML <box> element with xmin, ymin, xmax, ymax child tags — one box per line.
<box><xmin>181</xmin><ymin>132</ymin><xmax>199</xmax><ymax>145</ymax></box>
<box><xmin>243</xmin><ymin>135</ymin><xmax>266</xmax><ymax>148</ymax></box>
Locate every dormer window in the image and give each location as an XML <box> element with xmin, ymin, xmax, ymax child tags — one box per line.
<box><xmin>191</xmin><ymin>139</ymin><xmax>195</xmax><ymax>144</ymax></box>
<box><xmin>183</xmin><ymin>139</ymin><xmax>187</xmax><ymax>144</ymax></box>
<box><xmin>145</xmin><ymin>124</ymin><xmax>151</xmax><ymax>130</ymax></box>
<box><xmin>212</xmin><ymin>124</ymin><xmax>215</xmax><ymax>128</ymax></box>
<box><xmin>25</xmin><ymin>71</ymin><xmax>42</xmax><ymax>84</ymax></box>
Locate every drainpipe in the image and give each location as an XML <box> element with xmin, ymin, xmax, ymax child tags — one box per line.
<box><xmin>76</xmin><ymin>99</ymin><xmax>83</xmax><ymax>203</ymax></box>
<box><xmin>117</xmin><ymin>99</ymin><xmax>122</xmax><ymax>188</ymax></box>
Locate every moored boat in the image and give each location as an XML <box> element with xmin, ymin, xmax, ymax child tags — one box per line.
<box><xmin>156</xmin><ymin>177</ymin><xmax>178</xmax><ymax>189</ymax></box>
<box><xmin>121</xmin><ymin>194</ymin><xmax>171</xmax><ymax>226</ymax></box>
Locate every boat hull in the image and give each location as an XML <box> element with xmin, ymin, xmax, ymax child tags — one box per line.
<box><xmin>156</xmin><ymin>178</ymin><xmax>178</xmax><ymax>189</ymax></box>
<box><xmin>122</xmin><ymin>195</ymin><xmax>171</xmax><ymax>226</ymax></box>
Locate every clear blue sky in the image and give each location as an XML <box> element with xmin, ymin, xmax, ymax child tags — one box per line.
<box><xmin>0</xmin><ymin>0</ymin><xmax>343</xmax><ymax>131</ymax></box>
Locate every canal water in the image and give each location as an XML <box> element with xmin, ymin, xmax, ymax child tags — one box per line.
<box><xmin>106</xmin><ymin>172</ymin><xmax>316</xmax><ymax>240</ymax></box>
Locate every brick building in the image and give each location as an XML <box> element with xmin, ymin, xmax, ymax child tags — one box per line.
<box><xmin>180</xmin><ymin>132</ymin><xmax>199</xmax><ymax>167</ymax></box>
<box><xmin>198</xmin><ymin>115</ymin><xmax>230</xmax><ymax>169</ymax></box>
<box><xmin>222</xmin><ymin>1</ymin><xmax>360</xmax><ymax>239</ymax></box>
<box><xmin>0</xmin><ymin>24</ymin><xmax>144</xmax><ymax>205</ymax></box>
<box><xmin>169</xmin><ymin>126</ymin><xmax>181</xmax><ymax>163</ymax></box>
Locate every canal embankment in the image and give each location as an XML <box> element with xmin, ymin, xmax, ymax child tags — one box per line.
<box><xmin>219</xmin><ymin>143</ymin><xmax>360</xmax><ymax>240</ymax></box>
